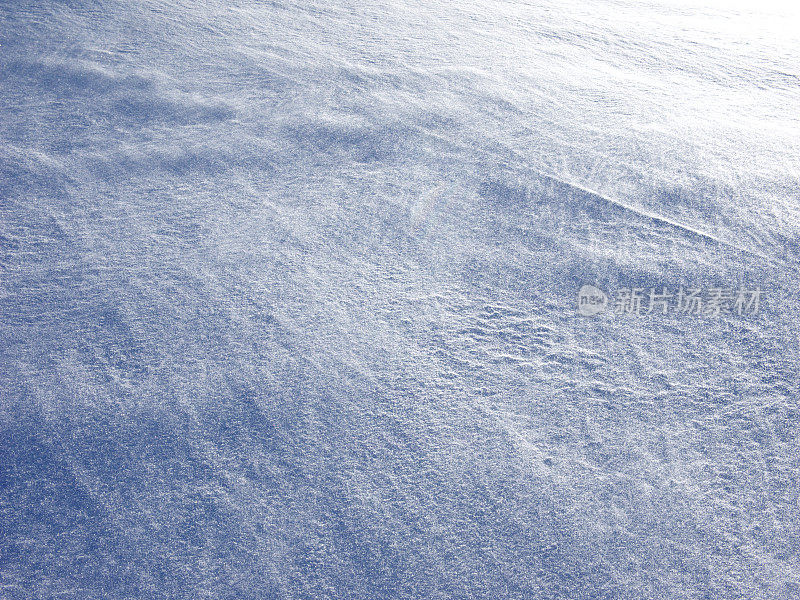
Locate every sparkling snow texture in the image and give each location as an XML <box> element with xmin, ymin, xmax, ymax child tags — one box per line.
<box><xmin>1</xmin><ymin>1</ymin><xmax>799</xmax><ymax>598</ymax></box>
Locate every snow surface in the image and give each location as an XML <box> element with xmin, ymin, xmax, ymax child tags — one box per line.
<box><xmin>1</xmin><ymin>0</ymin><xmax>799</xmax><ymax>598</ymax></box>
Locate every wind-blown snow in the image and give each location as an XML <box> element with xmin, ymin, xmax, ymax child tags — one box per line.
<box><xmin>1</xmin><ymin>0</ymin><xmax>799</xmax><ymax>598</ymax></box>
